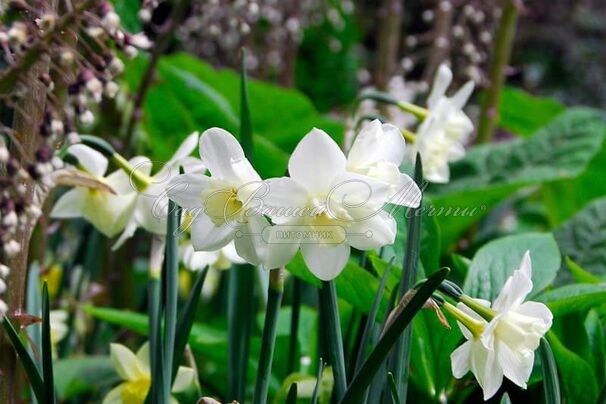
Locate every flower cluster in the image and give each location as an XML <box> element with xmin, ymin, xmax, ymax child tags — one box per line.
<box><xmin>442</xmin><ymin>252</ymin><xmax>553</xmax><ymax>400</ymax></box>
<box><xmin>353</xmin><ymin>63</ymin><xmax>474</xmax><ymax>183</ymax></box>
<box><xmin>168</xmin><ymin>122</ymin><xmax>421</xmax><ymax>280</ymax></box>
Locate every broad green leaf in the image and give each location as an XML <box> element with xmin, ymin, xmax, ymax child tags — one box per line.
<box><xmin>536</xmin><ymin>284</ymin><xmax>606</xmax><ymax>316</ymax></box>
<box><xmin>127</xmin><ymin>53</ymin><xmax>343</xmax><ymax>178</ymax></box>
<box><xmin>498</xmin><ymin>87</ymin><xmax>565</xmax><ymax>137</ymax></box>
<box><xmin>429</xmin><ymin>108</ymin><xmax>606</xmax><ymax>250</ymax></box>
<box><xmin>547</xmin><ymin>331</ymin><xmax>598</xmax><ymax>403</ymax></box>
<box><xmin>564</xmin><ymin>257</ymin><xmax>601</xmax><ymax>284</ymax></box>
<box><xmin>555</xmin><ymin>197</ymin><xmax>606</xmax><ymax>279</ymax></box>
<box><xmin>286</xmin><ymin>252</ymin><xmax>400</xmax><ymax>316</ymax></box>
<box><xmin>54</xmin><ymin>357</ymin><xmax>118</xmax><ymax>400</ymax></box>
<box><xmin>585</xmin><ymin>310</ymin><xmax>606</xmax><ymax>387</ymax></box>
<box><xmin>409</xmin><ymin>310</ymin><xmax>461</xmax><ymax>400</ymax></box>
<box><xmin>463</xmin><ymin>233</ymin><xmax>561</xmax><ymax>300</ymax></box>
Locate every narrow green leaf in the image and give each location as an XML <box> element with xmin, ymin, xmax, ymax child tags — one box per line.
<box><xmin>163</xmin><ymin>200</ymin><xmax>180</xmax><ymax>402</ymax></box>
<box><xmin>26</xmin><ymin>262</ymin><xmax>42</xmax><ymax>370</ymax></box>
<box><xmin>310</xmin><ymin>359</ymin><xmax>325</xmax><ymax>404</ymax></box>
<box><xmin>285</xmin><ymin>382</ymin><xmax>298</xmax><ymax>404</ymax></box>
<box><xmin>253</xmin><ymin>268</ymin><xmax>285</xmax><ymax>404</ymax></box>
<box><xmin>339</xmin><ymin>268</ymin><xmax>450</xmax><ymax>404</ymax></box>
<box><xmin>539</xmin><ymin>337</ymin><xmax>561</xmax><ymax>404</ymax></box>
<box><xmin>226</xmin><ymin>49</ymin><xmax>256</xmax><ymax>402</ymax></box>
<box><xmin>320</xmin><ymin>280</ymin><xmax>347</xmax><ymax>400</ymax></box>
<box><xmin>391</xmin><ymin>154</ymin><xmax>423</xmax><ymax>400</ymax></box>
<box><xmin>2</xmin><ymin>316</ymin><xmax>44</xmax><ymax>402</ymax></box>
<box><xmin>287</xmin><ymin>277</ymin><xmax>302</xmax><ymax>374</ymax></box>
<box><xmin>228</xmin><ymin>265</ymin><xmax>255</xmax><ymax>401</ymax></box>
<box><xmin>41</xmin><ymin>283</ymin><xmax>56</xmax><ymax>403</ymax></box>
<box><xmin>387</xmin><ymin>372</ymin><xmax>400</xmax><ymax>404</ymax></box>
<box><xmin>146</xmin><ymin>277</ymin><xmax>164</xmax><ymax>403</ymax></box>
<box><xmin>354</xmin><ymin>258</ymin><xmax>393</xmax><ymax>373</ymax></box>
<box><xmin>172</xmin><ymin>266</ymin><xmax>208</xmax><ymax>382</ymax></box>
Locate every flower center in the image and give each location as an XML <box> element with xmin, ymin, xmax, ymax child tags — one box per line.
<box><xmin>121</xmin><ymin>377</ymin><xmax>151</xmax><ymax>404</ymax></box>
<box><xmin>204</xmin><ymin>188</ymin><xmax>244</xmax><ymax>226</ymax></box>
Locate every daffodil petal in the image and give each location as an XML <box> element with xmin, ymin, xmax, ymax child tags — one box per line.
<box><xmin>199</xmin><ymin>128</ymin><xmax>246</xmax><ymax>182</ymax></box>
<box><xmin>288</xmin><ymin>128</ymin><xmax>347</xmax><ymax>195</ymax></box>
<box><xmin>50</xmin><ymin>189</ymin><xmax>86</xmax><ymax>218</ymax></box>
<box><xmin>301</xmin><ymin>242</ymin><xmax>350</xmax><ymax>281</ymax></box>
<box><xmin>172</xmin><ymin>366</ymin><xmax>196</xmax><ymax>393</ymax></box>
<box><xmin>68</xmin><ymin>144</ymin><xmax>108</xmax><ymax>177</ymax></box>
<box><xmin>450</xmin><ymin>340</ymin><xmax>472</xmax><ymax>378</ymax></box>
<box><xmin>190</xmin><ymin>213</ymin><xmax>236</xmax><ymax>251</ymax></box>
<box><xmin>427</xmin><ymin>64</ymin><xmax>453</xmax><ymax>108</ymax></box>
<box><xmin>110</xmin><ymin>343</ymin><xmax>142</xmax><ymax>382</ymax></box>
<box><xmin>102</xmin><ymin>384</ymin><xmax>125</xmax><ymax>404</ymax></box>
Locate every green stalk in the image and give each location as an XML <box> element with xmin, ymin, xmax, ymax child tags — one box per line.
<box><xmin>172</xmin><ymin>267</ymin><xmax>209</xmax><ymax>383</ymax></box>
<box><xmin>339</xmin><ymin>268</ymin><xmax>450</xmax><ymax>404</ymax></box>
<box><xmin>163</xmin><ymin>201</ymin><xmax>180</xmax><ymax>402</ymax></box>
<box><xmin>41</xmin><ymin>283</ymin><xmax>56</xmax><ymax>403</ymax></box>
<box><xmin>354</xmin><ymin>259</ymin><xmax>394</xmax><ymax>373</ymax></box>
<box><xmin>539</xmin><ymin>337</ymin><xmax>561</xmax><ymax>404</ymax></box>
<box><xmin>287</xmin><ymin>277</ymin><xmax>302</xmax><ymax>374</ymax></box>
<box><xmin>253</xmin><ymin>268</ymin><xmax>285</xmax><ymax>404</ymax></box>
<box><xmin>227</xmin><ymin>47</ymin><xmax>256</xmax><ymax>402</ymax></box>
<box><xmin>228</xmin><ymin>266</ymin><xmax>255</xmax><ymax>400</ymax></box>
<box><xmin>476</xmin><ymin>0</ymin><xmax>519</xmax><ymax>143</ymax></box>
<box><xmin>310</xmin><ymin>359</ymin><xmax>325</xmax><ymax>404</ymax></box>
<box><xmin>320</xmin><ymin>280</ymin><xmax>347</xmax><ymax>400</ymax></box>
<box><xmin>2</xmin><ymin>317</ymin><xmax>44</xmax><ymax>402</ymax></box>
<box><xmin>147</xmin><ymin>277</ymin><xmax>164</xmax><ymax>403</ymax></box>
<box><xmin>391</xmin><ymin>155</ymin><xmax>423</xmax><ymax>400</ymax></box>
<box><xmin>146</xmin><ymin>236</ymin><xmax>165</xmax><ymax>404</ymax></box>
<box><xmin>387</xmin><ymin>372</ymin><xmax>401</xmax><ymax>404</ymax></box>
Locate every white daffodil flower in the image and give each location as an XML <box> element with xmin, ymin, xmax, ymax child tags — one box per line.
<box><xmin>346</xmin><ymin>119</ymin><xmax>422</xmax><ymax>207</ymax></box>
<box><xmin>450</xmin><ymin>251</ymin><xmax>553</xmax><ymax>400</ymax></box>
<box><xmin>103</xmin><ymin>342</ymin><xmax>196</xmax><ymax>404</ymax></box>
<box><xmin>263</xmin><ymin>128</ymin><xmax>396</xmax><ymax>281</ymax></box>
<box><xmin>50</xmin><ymin>145</ymin><xmax>137</xmax><ymax>237</ymax></box>
<box><xmin>181</xmin><ymin>240</ymin><xmax>245</xmax><ymax>271</ymax></box>
<box><xmin>412</xmin><ymin>64</ymin><xmax>474</xmax><ymax>183</ymax></box>
<box><xmin>168</xmin><ymin>128</ymin><xmax>282</xmax><ymax>268</ymax></box>
<box><xmin>113</xmin><ymin>132</ymin><xmax>205</xmax><ymax>249</ymax></box>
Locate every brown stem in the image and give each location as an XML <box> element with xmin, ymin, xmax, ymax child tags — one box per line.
<box><xmin>121</xmin><ymin>0</ymin><xmax>189</xmax><ymax>152</ymax></box>
<box><xmin>423</xmin><ymin>3</ymin><xmax>453</xmax><ymax>82</ymax></box>
<box><xmin>375</xmin><ymin>0</ymin><xmax>404</xmax><ymax>91</ymax></box>
<box><xmin>0</xmin><ymin>31</ymin><xmax>51</xmax><ymax>404</ymax></box>
<box><xmin>476</xmin><ymin>0</ymin><xmax>519</xmax><ymax>143</ymax></box>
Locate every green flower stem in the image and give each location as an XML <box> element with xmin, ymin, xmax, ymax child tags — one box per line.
<box><xmin>339</xmin><ymin>268</ymin><xmax>450</xmax><ymax>404</ymax></box>
<box><xmin>401</xmin><ymin>129</ymin><xmax>417</xmax><ymax>144</ymax></box>
<box><xmin>111</xmin><ymin>153</ymin><xmax>153</xmax><ymax>192</ymax></box>
<box><xmin>459</xmin><ymin>295</ymin><xmax>496</xmax><ymax>321</ymax></box>
<box><xmin>320</xmin><ymin>280</ymin><xmax>347</xmax><ymax>401</ymax></box>
<box><xmin>253</xmin><ymin>267</ymin><xmax>285</xmax><ymax>404</ymax></box>
<box><xmin>442</xmin><ymin>302</ymin><xmax>485</xmax><ymax>338</ymax></box>
<box><xmin>396</xmin><ymin>101</ymin><xmax>429</xmax><ymax>120</ymax></box>
<box><xmin>163</xmin><ymin>201</ymin><xmax>181</xmax><ymax>402</ymax></box>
